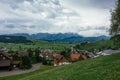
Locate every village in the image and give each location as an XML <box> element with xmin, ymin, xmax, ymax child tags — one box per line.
<box><xmin>1</xmin><ymin>45</ymin><xmax>119</xmax><ymax>72</ymax></box>
<box><xmin>0</xmin><ymin>45</ymin><xmax>97</xmax><ymax>70</ymax></box>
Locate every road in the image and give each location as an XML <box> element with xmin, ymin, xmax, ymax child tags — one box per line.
<box><xmin>102</xmin><ymin>49</ymin><xmax>120</xmax><ymax>55</ymax></box>
<box><xmin>0</xmin><ymin>63</ymin><xmax>42</xmax><ymax>77</ymax></box>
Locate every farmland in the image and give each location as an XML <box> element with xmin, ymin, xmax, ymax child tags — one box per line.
<box><xmin>0</xmin><ymin>40</ymin><xmax>71</xmax><ymax>52</ymax></box>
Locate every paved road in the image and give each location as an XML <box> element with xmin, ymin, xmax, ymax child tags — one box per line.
<box><xmin>96</xmin><ymin>49</ymin><xmax>120</xmax><ymax>56</ymax></box>
<box><xmin>102</xmin><ymin>49</ymin><xmax>120</xmax><ymax>54</ymax></box>
<box><xmin>0</xmin><ymin>63</ymin><xmax>42</xmax><ymax>77</ymax></box>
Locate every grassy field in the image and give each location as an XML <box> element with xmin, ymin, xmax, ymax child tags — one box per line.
<box><xmin>0</xmin><ymin>53</ymin><xmax>120</xmax><ymax>80</ymax></box>
<box><xmin>0</xmin><ymin>40</ymin><xmax>71</xmax><ymax>52</ymax></box>
<box><xmin>0</xmin><ymin>40</ymin><xmax>113</xmax><ymax>53</ymax></box>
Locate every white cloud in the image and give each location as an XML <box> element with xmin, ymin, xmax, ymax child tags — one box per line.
<box><xmin>0</xmin><ymin>0</ymin><xmax>115</xmax><ymax>36</ymax></box>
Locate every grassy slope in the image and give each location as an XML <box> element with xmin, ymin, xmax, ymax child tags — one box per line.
<box><xmin>0</xmin><ymin>53</ymin><xmax>120</xmax><ymax>80</ymax></box>
<box><xmin>80</xmin><ymin>40</ymin><xmax>114</xmax><ymax>51</ymax></box>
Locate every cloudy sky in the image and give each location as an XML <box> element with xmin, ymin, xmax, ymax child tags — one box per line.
<box><xmin>0</xmin><ymin>0</ymin><xmax>116</xmax><ymax>37</ymax></box>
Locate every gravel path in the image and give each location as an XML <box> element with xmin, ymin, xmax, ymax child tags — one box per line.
<box><xmin>0</xmin><ymin>63</ymin><xmax>42</xmax><ymax>77</ymax></box>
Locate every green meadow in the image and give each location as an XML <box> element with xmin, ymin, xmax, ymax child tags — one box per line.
<box><xmin>0</xmin><ymin>40</ymin><xmax>114</xmax><ymax>52</ymax></box>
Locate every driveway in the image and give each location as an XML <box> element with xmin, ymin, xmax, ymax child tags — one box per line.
<box><xmin>0</xmin><ymin>63</ymin><xmax>42</xmax><ymax>77</ymax></box>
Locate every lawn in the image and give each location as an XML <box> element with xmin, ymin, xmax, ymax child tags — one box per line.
<box><xmin>0</xmin><ymin>53</ymin><xmax>120</xmax><ymax>80</ymax></box>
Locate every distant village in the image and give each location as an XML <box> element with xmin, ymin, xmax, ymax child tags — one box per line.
<box><xmin>0</xmin><ymin>45</ymin><xmax>116</xmax><ymax>71</ymax></box>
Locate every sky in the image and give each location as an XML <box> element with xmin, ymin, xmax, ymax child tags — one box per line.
<box><xmin>0</xmin><ymin>0</ymin><xmax>116</xmax><ymax>37</ymax></box>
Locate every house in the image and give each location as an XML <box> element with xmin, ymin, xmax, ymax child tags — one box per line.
<box><xmin>81</xmin><ymin>55</ymin><xmax>87</xmax><ymax>60</ymax></box>
<box><xmin>70</xmin><ymin>53</ymin><xmax>80</xmax><ymax>62</ymax></box>
<box><xmin>0</xmin><ymin>47</ymin><xmax>7</xmax><ymax>52</ymax></box>
<box><xmin>87</xmin><ymin>52</ymin><xmax>94</xmax><ymax>58</ymax></box>
<box><xmin>70</xmin><ymin>53</ymin><xmax>88</xmax><ymax>62</ymax></box>
<box><xmin>54</xmin><ymin>57</ymin><xmax>71</xmax><ymax>66</ymax></box>
<box><xmin>0</xmin><ymin>52</ymin><xmax>13</xmax><ymax>70</ymax></box>
<box><xmin>39</xmin><ymin>50</ymin><xmax>54</xmax><ymax>60</ymax></box>
<box><xmin>53</xmin><ymin>53</ymin><xmax>71</xmax><ymax>66</ymax></box>
<box><xmin>12</xmin><ymin>61</ymin><xmax>20</xmax><ymax>68</ymax></box>
<box><xmin>0</xmin><ymin>52</ymin><xmax>20</xmax><ymax>70</ymax></box>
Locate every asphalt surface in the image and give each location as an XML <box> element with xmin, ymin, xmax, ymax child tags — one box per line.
<box><xmin>102</xmin><ymin>49</ymin><xmax>120</xmax><ymax>54</ymax></box>
<box><xmin>0</xmin><ymin>63</ymin><xmax>42</xmax><ymax>77</ymax></box>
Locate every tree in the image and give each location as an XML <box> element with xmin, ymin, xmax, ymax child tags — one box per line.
<box><xmin>20</xmin><ymin>56</ymin><xmax>32</xmax><ymax>69</ymax></box>
<box><xmin>35</xmin><ymin>48</ymin><xmax>42</xmax><ymax>62</ymax></box>
<box><xmin>27</xmin><ymin>48</ymin><xmax>33</xmax><ymax>57</ymax></box>
<box><xmin>110</xmin><ymin>0</ymin><xmax>120</xmax><ymax>49</ymax></box>
<box><xmin>60</xmin><ymin>48</ymin><xmax>71</xmax><ymax>58</ymax></box>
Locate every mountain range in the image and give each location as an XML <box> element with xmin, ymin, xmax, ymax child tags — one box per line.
<box><xmin>0</xmin><ymin>35</ymin><xmax>31</xmax><ymax>43</ymax></box>
<box><xmin>5</xmin><ymin>33</ymin><xmax>110</xmax><ymax>42</ymax></box>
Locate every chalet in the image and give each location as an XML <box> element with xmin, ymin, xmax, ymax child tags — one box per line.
<box><xmin>0</xmin><ymin>52</ymin><xmax>13</xmax><ymax>70</ymax></box>
<box><xmin>0</xmin><ymin>52</ymin><xmax>20</xmax><ymax>70</ymax></box>
<box><xmin>53</xmin><ymin>53</ymin><xmax>71</xmax><ymax>66</ymax></box>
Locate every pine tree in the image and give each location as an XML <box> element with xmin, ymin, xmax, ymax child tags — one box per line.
<box><xmin>110</xmin><ymin>0</ymin><xmax>120</xmax><ymax>49</ymax></box>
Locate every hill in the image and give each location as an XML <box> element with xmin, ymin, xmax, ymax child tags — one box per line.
<box><xmin>7</xmin><ymin>33</ymin><xmax>110</xmax><ymax>42</ymax></box>
<box><xmin>78</xmin><ymin>40</ymin><xmax>114</xmax><ymax>51</ymax></box>
<box><xmin>0</xmin><ymin>53</ymin><xmax>120</xmax><ymax>80</ymax></box>
<box><xmin>0</xmin><ymin>35</ymin><xmax>32</xmax><ymax>43</ymax></box>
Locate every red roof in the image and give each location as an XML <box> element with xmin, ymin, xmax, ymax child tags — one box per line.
<box><xmin>59</xmin><ymin>57</ymin><xmax>69</xmax><ymax>63</ymax></box>
<box><xmin>70</xmin><ymin>53</ymin><xmax>80</xmax><ymax>61</ymax></box>
<box><xmin>81</xmin><ymin>55</ymin><xmax>87</xmax><ymax>60</ymax></box>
